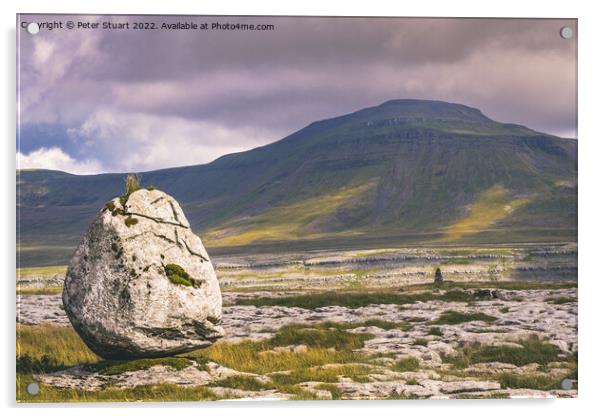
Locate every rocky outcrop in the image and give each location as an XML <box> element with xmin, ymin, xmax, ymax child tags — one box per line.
<box><xmin>24</xmin><ymin>286</ymin><xmax>577</xmax><ymax>400</ymax></box>
<box><xmin>62</xmin><ymin>189</ymin><xmax>223</xmax><ymax>359</ymax></box>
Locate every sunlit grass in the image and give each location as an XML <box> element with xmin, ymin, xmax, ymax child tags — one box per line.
<box><xmin>16</xmin><ymin>324</ymin><xmax>99</xmax><ymax>372</ymax></box>
<box><xmin>270</xmin><ymin>364</ymin><xmax>377</xmax><ymax>384</ymax></box>
<box><xmin>207</xmin><ymin>375</ymin><xmax>274</xmax><ymax>391</ymax></box>
<box><xmin>17</xmin><ymin>265</ymin><xmax>66</xmax><ymax>278</ymax></box>
<box><xmin>268</xmin><ymin>323</ymin><xmax>373</xmax><ymax>350</ymax></box>
<box><xmin>441</xmin><ymin>185</ymin><xmax>530</xmax><ymax>241</ymax></box>
<box><xmin>192</xmin><ymin>341</ymin><xmax>368</xmax><ymax>375</ymax></box>
<box><xmin>205</xmin><ymin>182</ymin><xmax>375</xmax><ymax>246</ymax></box>
<box><xmin>17</xmin><ymin>287</ymin><xmax>63</xmax><ymax>295</ymax></box>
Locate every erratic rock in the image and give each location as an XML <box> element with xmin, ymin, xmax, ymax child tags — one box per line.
<box><xmin>62</xmin><ymin>189</ymin><xmax>224</xmax><ymax>359</ymax></box>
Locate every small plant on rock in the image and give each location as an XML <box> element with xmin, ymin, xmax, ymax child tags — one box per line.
<box><xmin>124</xmin><ymin>215</ymin><xmax>139</xmax><ymax>227</ymax></box>
<box><xmin>427</xmin><ymin>326</ymin><xmax>443</xmax><ymax>337</ymax></box>
<box><xmin>125</xmin><ymin>173</ymin><xmax>141</xmax><ymax>195</ymax></box>
<box><xmin>119</xmin><ymin>173</ymin><xmax>142</xmax><ymax>207</ymax></box>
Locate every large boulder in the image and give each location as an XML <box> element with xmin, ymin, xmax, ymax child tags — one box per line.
<box><xmin>62</xmin><ymin>188</ymin><xmax>224</xmax><ymax>359</ymax></box>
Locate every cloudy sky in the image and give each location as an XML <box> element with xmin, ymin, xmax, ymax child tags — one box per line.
<box><xmin>17</xmin><ymin>15</ymin><xmax>577</xmax><ymax>174</ymax></box>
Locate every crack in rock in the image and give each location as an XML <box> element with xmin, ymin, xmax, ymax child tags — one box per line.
<box><xmin>150</xmin><ymin>196</ymin><xmax>166</xmax><ymax>205</ymax></box>
<box><xmin>182</xmin><ymin>239</ymin><xmax>209</xmax><ymax>262</ymax></box>
<box><xmin>169</xmin><ymin>200</ymin><xmax>181</xmax><ymax>224</ymax></box>
<box><xmin>126</xmin><ymin>211</ymin><xmax>189</xmax><ymax>229</ymax></box>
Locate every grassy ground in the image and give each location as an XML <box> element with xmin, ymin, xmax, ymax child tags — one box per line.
<box><xmin>442</xmin><ymin>336</ymin><xmax>568</xmax><ymax>369</ymax></box>
<box><xmin>428</xmin><ymin>310</ymin><xmax>497</xmax><ymax>325</ymax></box>
<box><xmin>16</xmin><ymin>275</ymin><xmax>577</xmax><ymax>402</ymax></box>
<box><xmin>16</xmin><ymin>315</ymin><xmax>577</xmax><ymax>402</ymax></box>
<box><xmin>545</xmin><ymin>296</ymin><xmax>576</xmax><ymax>304</ymax></box>
<box><xmin>17</xmin><ymin>288</ymin><xmax>63</xmax><ymax>296</ymax></box>
<box><xmin>202</xmin><ymin>341</ymin><xmax>340</xmax><ymax>375</ymax></box>
<box><xmin>17</xmin><ymin>374</ymin><xmax>219</xmax><ymax>402</ymax></box>
<box><xmin>495</xmin><ymin>372</ymin><xmax>574</xmax><ymax>390</ymax></box>
<box><xmin>17</xmin><ymin>265</ymin><xmax>67</xmax><ymax>278</ymax></box>
<box><xmin>225</xmin><ymin>279</ymin><xmax>576</xmax><ymax>296</ymax></box>
<box><xmin>15</xmin><ymin>319</ymin><xmax>401</xmax><ymax>402</ymax></box>
<box><xmin>16</xmin><ymin>325</ymin><xmax>99</xmax><ymax>373</ymax></box>
<box><xmin>392</xmin><ymin>357</ymin><xmax>420</xmax><ymax>372</ymax></box>
<box><xmin>205</xmin><ymin>182</ymin><xmax>375</xmax><ymax>247</ymax></box>
<box><xmin>230</xmin><ymin>281</ymin><xmax>576</xmax><ymax>308</ymax></box>
<box><xmin>233</xmin><ymin>289</ymin><xmax>475</xmax><ymax>309</ymax></box>
<box><xmin>441</xmin><ymin>185</ymin><xmax>531</xmax><ymax>242</ymax></box>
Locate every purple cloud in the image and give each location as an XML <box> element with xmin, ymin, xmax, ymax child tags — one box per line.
<box><xmin>17</xmin><ymin>15</ymin><xmax>577</xmax><ymax>173</ymax></box>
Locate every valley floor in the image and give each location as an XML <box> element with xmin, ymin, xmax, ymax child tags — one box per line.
<box><xmin>16</xmin><ymin>244</ymin><xmax>578</xmax><ymax>402</ymax></box>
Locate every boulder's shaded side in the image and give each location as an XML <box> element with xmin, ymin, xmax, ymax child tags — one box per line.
<box><xmin>62</xmin><ymin>189</ymin><xmax>224</xmax><ymax>359</ymax></box>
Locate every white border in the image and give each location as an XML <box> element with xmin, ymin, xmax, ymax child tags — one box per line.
<box><xmin>2</xmin><ymin>0</ymin><xmax>600</xmax><ymax>415</ymax></box>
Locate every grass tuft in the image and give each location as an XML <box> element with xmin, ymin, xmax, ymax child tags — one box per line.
<box><xmin>207</xmin><ymin>375</ymin><xmax>273</xmax><ymax>391</ymax></box>
<box><xmin>90</xmin><ymin>357</ymin><xmax>192</xmax><ymax>376</ymax></box>
<box><xmin>429</xmin><ymin>310</ymin><xmax>497</xmax><ymax>325</ymax></box>
<box><xmin>270</xmin><ymin>364</ymin><xmax>376</xmax><ymax>385</ymax></box>
<box><xmin>124</xmin><ymin>174</ymin><xmax>141</xmax><ymax>195</ymax></box>
<box><xmin>392</xmin><ymin>357</ymin><xmax>420</xmax><ymax>372</ymax></box>
<box><xmin>361</xmin><ymin>319</ymin><xmax>404</xmax><ymax>330</ymax></box>
<box><xmin>267</xmin><ymin>323</ymin><xmax>373</xmax><ymax>350</ymax></box>
<box><xmin>118</xmin><ymin>174</ymin><xmax>142</xmax><ymax>207</ymax></box>
<box><xmin>545</xmin><ymin>296</ymin><xmax>575</xmax><ymax>305</ymax></box>
<box><xmin>190</xmin><ymin>322</ymin><xmax>372</xmax><ymax>375</ymax></box>
<box><xmin>495</xmin><ymin>372</ymin><xmax>569</xmax><ymax>390</ymax></box>
<box><xmin>315</xmin><ymin>383</ymin><xmax>342</xmax><ymax>399</ymax></box>
<box><xmin>443</xmin><ymin>336</ymin><xmax>563</xmax><ymax>368</ymax></box>
<box><xmin>427</xmin><ymin>326</ymin><xmax>443</xmax><ymax>336</ymax></box>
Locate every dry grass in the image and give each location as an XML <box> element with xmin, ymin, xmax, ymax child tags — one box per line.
<box><xmin>17</xmin><ymin>265</ymin><xmax>66</xmax><ymax>278</ymax></box>
<box><xmin>192</xmin><ymin>340</ymin><xmax>367</xmax><ymax>375</ymax></box>
<box><xmin>17</xmin><ymin>374</ymin><xmax>218</xmax><ymax>402</ymax></box>
<box><xmin>16</xmin><ymin>324</ymin><xmax>99</xmax><ymax>372</ymax></box>
<box><xmin>270</xmin><ymin>364</ymin><xmax>378</xmax><ymax>384</ymax></box>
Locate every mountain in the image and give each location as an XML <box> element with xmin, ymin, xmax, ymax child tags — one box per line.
<box><xmin>17</xmin><ymin>99</ymin><xmax>577</xmax><ymax>267</ymax></box>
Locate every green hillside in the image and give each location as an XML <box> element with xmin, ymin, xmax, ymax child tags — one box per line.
<box><xmin>17</xmin><ymin>99</ymin><xmax>577</xmax><ymax>266</ymax></box>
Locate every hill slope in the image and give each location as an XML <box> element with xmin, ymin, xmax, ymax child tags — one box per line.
<box><xmin>17</xmin><ymin>99</ymin><xmax>577</xmax><ymax>266</ymax></box>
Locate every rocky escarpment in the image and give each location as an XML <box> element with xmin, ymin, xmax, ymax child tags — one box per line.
<box><xmin>62</xmin><ymin>189</ymin><xmax>223</xmax><ymax>359</ymax></box>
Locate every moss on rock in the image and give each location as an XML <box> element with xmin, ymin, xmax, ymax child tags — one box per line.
<box><xmin>164</xmin><ymin>264</ymin><xmax>194</xmax><ymax>287</ymax></box>
<box><xmin>124</xmin><ymin>216</ymin><xmax>138</xmax><ymax>227</ymax></box>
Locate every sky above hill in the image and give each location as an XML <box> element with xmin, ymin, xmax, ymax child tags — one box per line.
<box><xmin>17</xmin><ymin>15</ymin><xmax>577</xmax><ymax>174</ymax></box>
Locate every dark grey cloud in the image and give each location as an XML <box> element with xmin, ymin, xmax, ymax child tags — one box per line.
<box><xmin>17</xmin><ymin>15</ymin><xmax>577</xmax><ymax>173</ymax></box>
